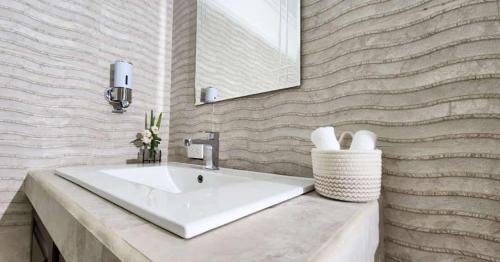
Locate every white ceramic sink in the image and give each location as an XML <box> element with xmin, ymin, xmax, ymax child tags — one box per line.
<box><xmin>55</xmin><ymin>162</ymin><xmax>314</xmax><ymax>238</ymax></box>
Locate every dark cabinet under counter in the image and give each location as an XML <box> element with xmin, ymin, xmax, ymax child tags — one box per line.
<box><xmin>31</xmin><ymin>211</ymin><xmax>65</xmax><ymax>262</ymax></box>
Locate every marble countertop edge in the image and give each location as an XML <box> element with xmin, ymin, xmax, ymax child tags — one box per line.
<box><xmin>311</xmin><ymin>199</ymin><xmax>380</xmax><ymax>261</ymax></box>
<box><xmin>25</xmin><ymin>170</ymin><xmax>151</xmax><ymax>262</ymax></box>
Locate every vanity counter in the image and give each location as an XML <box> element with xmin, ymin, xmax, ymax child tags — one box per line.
<box><xmin>24</xmin><ymin>170</ymin><xmax>380</xmax><ymax>262</ymax></box>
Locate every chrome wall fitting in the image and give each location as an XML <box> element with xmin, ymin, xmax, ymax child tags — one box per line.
<box><xmin>106</xmin><ymin>60</ymin><xmax>133</xmax><ymax>113</ymax></box>
<box><xmin>105</xmin><ymin>87</ymin><xmax>132</xmax><ymax>113</ymax></box>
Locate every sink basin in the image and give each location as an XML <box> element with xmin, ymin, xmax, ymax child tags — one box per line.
<box><xmin>55</xmin><ymin>162</ymin><xmax>314</xmax><ymax>238</ymax></box>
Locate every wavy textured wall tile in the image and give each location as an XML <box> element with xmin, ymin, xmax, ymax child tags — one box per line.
<box><xmin>0</xmin><ymin>0</ymin><xmax>173</xmax><ymax>261</ymax></box>
<box><xmin>169</xmin><ymin>0</ymin><xmax>500</xmax><ymax>260</ymax></box>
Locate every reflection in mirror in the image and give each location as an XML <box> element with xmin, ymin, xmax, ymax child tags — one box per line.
<box><xmin>195</xmin><ymin>0</ymin><xmax>300</xmax><ymax>105</ymax></box>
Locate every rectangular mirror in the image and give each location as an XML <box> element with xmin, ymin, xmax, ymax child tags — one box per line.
<box><xmin>195</xmin><ymin>0</ymin><xmax>301</xmax><ymax>105</ymax></box>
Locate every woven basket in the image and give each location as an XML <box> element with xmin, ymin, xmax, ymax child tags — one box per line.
<box><xmin>311</xmin><ymin>132</ymin><xmax>381</xmax><ymax>202</ymax></box>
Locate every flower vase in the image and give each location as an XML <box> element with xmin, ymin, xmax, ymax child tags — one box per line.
<box><xmin>141</xmin><ymin>148</ymin><xmax>162</xmax><ymax>163</ymax></box>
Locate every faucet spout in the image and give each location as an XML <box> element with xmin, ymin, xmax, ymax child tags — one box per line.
<box><xmin>184</xmin><ymin>132</ymin><xmax>219</xmax><ymax>170</ymax></box>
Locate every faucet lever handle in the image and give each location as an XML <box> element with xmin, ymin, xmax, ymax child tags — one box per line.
<box><xmin>203</xmin><ymin>131</ymin><xmax>219</xmax><ymax>139</ymax></box>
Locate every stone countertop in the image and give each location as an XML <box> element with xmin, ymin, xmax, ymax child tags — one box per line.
<box><xmin>24</xmin><ymin>170</ymin><xmax>379</xmax><ymax>262</ymax></box>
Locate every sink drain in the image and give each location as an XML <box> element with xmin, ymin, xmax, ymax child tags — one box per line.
<box><xmin>197</xmin><ymin>175</ymin><xmax>203</xmax><ymax>183</ymax></box>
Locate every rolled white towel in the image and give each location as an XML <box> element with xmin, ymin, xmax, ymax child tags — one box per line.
<box><xmin>350</xmin><ymin>130</ymin><xmax>377</xmax><ymax>150</ymax></box>
<box><xmin>311</xmin><ymin>126</ymin><xmax>340</xmax><ymax>150</ymax></box>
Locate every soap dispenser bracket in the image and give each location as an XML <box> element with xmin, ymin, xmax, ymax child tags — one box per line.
<box><xmin>105</xmin><ymin>87</ymin><xmax>131</xmax><ymax>113</ymax></box>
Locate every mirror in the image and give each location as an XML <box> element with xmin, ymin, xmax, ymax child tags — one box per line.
<box><xmin>195</xmin><ymin>0</ymin><xmax>301</xmax><ymax>105</ymax></box>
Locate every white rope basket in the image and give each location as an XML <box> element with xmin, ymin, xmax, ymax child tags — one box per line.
<box><xmin>311</xmin><ymin>132</ymin><xmax>382</xmax><ymax>202</ymax></box>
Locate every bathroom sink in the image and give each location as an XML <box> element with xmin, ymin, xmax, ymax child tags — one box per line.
<box><xmin>55</xmin><ymin>163</ymin><xmax>314</xmax><ymax>238</ymax></box>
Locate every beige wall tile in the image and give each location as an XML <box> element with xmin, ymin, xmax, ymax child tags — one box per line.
<box><xmin>0</xmin><ymin>0</ymin><xmax>174</xmax><ymax>260</ymax></box>
<box><xmin>168</xmin><ymin>0</ymin><xmax>500</xmax><ymax>260</ymax></box>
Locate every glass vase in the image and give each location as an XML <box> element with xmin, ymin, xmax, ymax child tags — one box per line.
<box><xmin>141</xmin><ymin>148</ymin><xmax>162</xmax><ymax>163</ymax></box>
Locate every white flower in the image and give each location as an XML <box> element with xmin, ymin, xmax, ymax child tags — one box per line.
<box><xmin>151</xmin><ymin>126</ymin><xmax>159</xmax><ymax>135</ymax></box>
<box><xmin>141</xmin><ymin>136</ymin><xmax>151</xmax><ymax>144</ymax></box>
<box><xmin>142</xmin><ymin>129</ymin><xmax>152</xmax><ymax>138</ymax></box>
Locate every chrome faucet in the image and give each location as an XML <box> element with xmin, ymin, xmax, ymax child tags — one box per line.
<box><xmin>184</xmin><ymin>131</ymin><xmax>219</xmax><ymax>170</ymax></box>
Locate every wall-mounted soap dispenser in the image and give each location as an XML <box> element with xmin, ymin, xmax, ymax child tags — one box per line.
<box><xmin>105</xmin><ymin>60</ymin><xmax>133</xmax><ymax>113</ymax></box>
